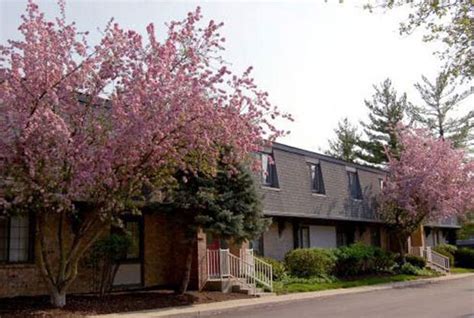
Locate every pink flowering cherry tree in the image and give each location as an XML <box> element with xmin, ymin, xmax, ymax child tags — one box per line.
<box><xmin>379</xmin><ymin>128</ymin><xmax>474</xmax><ymax>260</ymax></box>
<box><xmin>0</xmin><ymin>1</ymin><xmax>291</xmax><ymax>307</ymax></box>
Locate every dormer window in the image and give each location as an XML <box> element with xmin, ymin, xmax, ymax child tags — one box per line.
<box><xmin>310</xmin><ymin>163</ymin><xmax>325</xmax><ymax>194</ymax></box>
<box><xmin>261</xmin><ymin>153</ymin><xmax>279</xmax><ymax>188</ymax></box>
<box><xmin>347</xmin><ymin>170</ymin><xmax>362</xmax><ymax>200</ymax></box>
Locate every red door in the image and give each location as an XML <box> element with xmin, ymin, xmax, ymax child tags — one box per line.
<box><xmin>207</xmin><ymin>234</ymin><xmax>221</xmax><ymax>250</ymax></box>
<box><xmin>207</xmin><ymin>234</ymin><xmax>221</xmax><ymax>277</ymax></box>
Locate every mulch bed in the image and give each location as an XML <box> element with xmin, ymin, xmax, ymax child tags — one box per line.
<box><xmin>0</xmin><ymin>290</ymin><xmax>251</xmax><ymax>317</ymax></box>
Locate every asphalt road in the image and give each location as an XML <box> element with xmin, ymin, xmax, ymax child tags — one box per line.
<box><xmin>201</xmin><ymin>277</ymin><xmax>474</xmax><ymax>318</ymax></box>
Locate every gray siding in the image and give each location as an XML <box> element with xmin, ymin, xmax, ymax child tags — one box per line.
<box><xmin>257</xmin><ymin>143</ymin><xmax>458</xmax><ymax>228</ymax></box>
<box><xmin>258</xmin><ymin>146</ymin><xmax>383</xmax><ymax>223</ymax></box>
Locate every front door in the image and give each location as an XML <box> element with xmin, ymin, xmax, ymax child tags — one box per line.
<box><xmin>207</xmin><ymin>234</ymin><xmax>221</xmax><ymax>250</ymax></box>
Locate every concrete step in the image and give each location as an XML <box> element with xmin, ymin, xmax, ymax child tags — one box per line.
<box><xmin>237</xmin><ymin>287</ymin><xmax>253</xmax><ymax>295</ymax></box>
<box><xmin>205</xmin><ymin>278</ymin><xmax>273</xmax><ymax>296</ymax></box>
<box><xmin>426</xmin><ymin>262</ymin><xmax>449</xmax><ymax>274</ymax></box>
<box><xmin>234</xmin><ymin>286</ymin><xmax>266</xmax><ymax>295</ymax></box>
<box><xmin>231</xmin><ymin>283</ymin><xmax>251</xmax><ymax>294</ymax></box>
<box><xmin>231</xmin><ymin>285</ymin><xmax>245</xmax><ymax>293</ymax></box>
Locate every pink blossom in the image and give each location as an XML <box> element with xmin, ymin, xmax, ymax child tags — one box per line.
<box><xmin>380</xmin><ymin>128</ymin><xmax>474</xmax><ymax>226</ymax></box>
<box><xmin>0</xmin><ymin>0</ymin><xmax>292</xmax><ymax>216</ymax></box>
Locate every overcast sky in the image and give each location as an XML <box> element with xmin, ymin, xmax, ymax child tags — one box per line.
<box><xmin>1</xmin><ymin>0</ymin><xmax>471</xmax><ymax>152</ymax></box>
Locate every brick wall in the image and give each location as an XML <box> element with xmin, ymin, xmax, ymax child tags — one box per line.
<box><xmin>0</xmin><ymin>212</ymin><xmax>206</xmax><ymax>299</ymax></box>
<box><xmin>0</xmin><ymin>264</ymin><xmax>45</xmax><ymax>298</ymax></box>
<box><xmin>263</xmin><ymin>221</ymin><xmax>294</xmax><ymax>260</ymax></box>
<box><xmin>0</xmin><ymin>213</ymin><xmax>100</xmax><ymax>298</ymax></box>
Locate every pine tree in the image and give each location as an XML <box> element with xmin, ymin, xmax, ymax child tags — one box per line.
<box><xmin>413</xmin><ymin>70</ymin><xmax>473</xmax><ymax>151</ymax></box>
<box><xmin>326</xmin><ymin>117</ymin><xmax>360</xmax><ymax>162</ymax></box>
<box><xmin>161</xmin><ymin>160</ymin><xmax>269</xmax><ymax>294</ymax></box>
<box><xmin>357</xmin><ymin>78</ymin><xmax>412</xmax><ymax>165</ymax></box>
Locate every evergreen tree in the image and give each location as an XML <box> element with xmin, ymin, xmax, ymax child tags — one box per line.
<box><xmin>161</xmin><ymin>160</ymin><xmax>269</xmax><ymax>294</ymax></box>
<box><xmin>357</xmin><ymin>78</ymin><xmax>412</xmax><ymax>165</ymax></box>
<box><xmin>413</xmin><ymin>70</ymin><xmax>473</xmax><ymax>150</ymax></box>
<box><xmin>326</xmin><ymin>117</ymin><xmax>360</xmax><ymax>162</ymax></box>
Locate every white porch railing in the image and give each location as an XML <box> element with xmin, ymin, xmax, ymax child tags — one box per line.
<box><xmin>408</xmin><ymin>246</ymin><xmax>450</xmax><ymax>273</ymax></box>
<box><xmin>254</xmin><ymin>256</ymin><xmax>273</xmax><ymax>291</ymax></box>
<box><xmin>428</xmin><ymin>248</ymin><xmax>450</xmax><ymax>271</ymax></box>
<box><xmin>206</xmin><ymin>248</ymin><xmax>273</xmax><ymax>294</ymax></box>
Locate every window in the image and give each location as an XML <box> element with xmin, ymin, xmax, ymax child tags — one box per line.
<box><xmin>250</xmin><ymin>236</ymin><xmax>264</xmax><ymax>256</ymax></box>
<box><xmin>298</xmin><ymin>226</ymin><xmax>310</xmax><ymax>248</ymax></box>
<box><xmin>336</xmin><ymin>231</ymin><xmax>346</xmax><ymax>247</ymax></box>
<box><xmin>261</xmin><ymin>153</ymin><xmax>279</xmax><ymax>188</ymax></box>
<box><xmin>0</xmin><ymin>218</ymin><xmax>7</xmax><ymax>261</ymax></box>
<box><xmin>433</xmin><ymin>229</ymin><xmax>440</xmax><ymax>246</ymax></box>
<box><xmin>310</xmin><ymin>164</ymin><xmax>325</xmax><ymax>194</ymax></box>
<box><xmin>0</xmin><ymin>216</ymin><xmax>33</xmax><ymax>263</ymax></box>
<box><xmin>337</xmin><ymin>227</ymin><xmax>355</xmax><ymax>247</ymax></box>
<box><xmin>120</xmin><ymin>219</ymin><xmax>142</xmax><ymax>261</ymax></box>
<box><xmin>371</xmin><ymin>227</ymin><xmax>381</xmax><ymax>247</ymax></box>
<box><xmin>347</xmin><ymin>171</ymin><xmax>362</xmax><ymax>199</ymax></box>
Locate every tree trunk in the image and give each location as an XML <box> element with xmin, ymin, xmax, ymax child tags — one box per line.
<box><xmin>99</xmin><ymin>259</ymin><xmax>109</xmax><ymax>297</ymax></box>
<box><xmin>36</xmin><ymin>213</ymin><xmax>107</xmax><ymax>307</ymax></box>
<box><xmin>178</xmin><ymin>235</ymin><xmax>197</xmax><ymax>295</ymax></box>
<box><xmin>50</xmin><ymin>289</ymin><xmax>66</xmax><ymax>308</ymax></box>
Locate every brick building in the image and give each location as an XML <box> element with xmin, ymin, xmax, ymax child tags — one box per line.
<box><xmin>0</xmin><ymin>142</ymin><xmax>459</xmax><ymax>298</ymax></box>
<box><xmin>0</xmin><ymin>211</ymin><xmax>213</xmax><ymax>298</ymax></box>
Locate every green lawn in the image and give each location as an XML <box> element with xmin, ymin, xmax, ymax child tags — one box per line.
<box><xmin>274</xmin><ymin>274</ymin><xmax>424</xmax><ymax>294</ymax></box>
<box><xmin>451</xmin><ymin>267</ymin><xmax>474</xmax><ymax>274</ymax></box>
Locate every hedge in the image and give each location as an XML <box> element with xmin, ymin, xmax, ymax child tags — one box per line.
<box><xmin>284</xmin><ymin>248</ymin><xmax>336</xmax><ymax>278</ymax></box>
<box><xmin>333</xmin><ymin>242</ymin><xmax>395</xmax><ymax>277</ymax></box>
<box><xmin>395</xmin><ymin>255</ymin><xmax>427</xmax><ymax>268</ymax></box>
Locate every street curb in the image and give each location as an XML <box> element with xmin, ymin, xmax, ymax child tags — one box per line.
<box><xmin>89</xmin><ymin>273</ymin><xmax>474</xmax><ymax>318</ymax></box>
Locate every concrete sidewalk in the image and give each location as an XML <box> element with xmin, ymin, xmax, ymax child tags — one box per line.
<box><xmin>89</xmin><ymin>273</ymin><xmax>474</xmax><ymax>318</ymax></box>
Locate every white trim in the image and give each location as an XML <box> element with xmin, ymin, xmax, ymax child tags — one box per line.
<box><xmin>261</xmin><ymin>186</ymin><xmax>281</xmax><ymax>192</ymax></box>
<box><xmin>345</xmin><ymin>166</ymin><xmax>357</xmax><ymax>173</ymax></box>
<box><xmin>305</xmin><ymin>157</ymin><xmax>320</xmax><ymax>165</ymax></box>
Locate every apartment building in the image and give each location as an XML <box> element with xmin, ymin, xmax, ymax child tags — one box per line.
<box><xmin>252</xmin><ymin>142</ymin><xmax>458</xmax><ymax>260</ymax></box>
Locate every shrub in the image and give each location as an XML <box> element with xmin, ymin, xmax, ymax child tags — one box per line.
<box><xmin>433</xmin><ymin>244</ymin><xmax>457</xmax><ymax>266</ymax></box>
<box><xmin>435</xmin><ymin>243</ymin><xmax>457</xmax><ymax>255</ymax></box>
<box><xmin>260</xmin><ymin>257</ymin><xmax>286</xmax><ymax>281</ymax></box>
<box><xmin>415</xmin><ymin>267</ymin><xmax>438</xmax><ymax>277</ymax></box>
<box><xmin>333</xmin><ymin>242</ymin><xmax>395</xmax><ymax>277</ymax></box>
<box><xmin>86</xmin><ymin>234</ymin><xmax>131</xmax><ymax>296</ymax></box>
<box><xmin>284</xmin><ymin>248</ymin><xmax>336</xmax><ymax>278</ymax></box>
<box><xmin>399</xmin><ymin>263</ymin><xmax>420</xmax><ymax>275</ymax></box>
<box><xmin>455</xmin><ymin>248</ymin><xmax>474</xmax><ymax>269</ymax></box>
<box><xmin>398</xmin><ymin>263</ymin><xmax>437</xmax><ymax>276</ymax></box>
<box><xmin>372</xmin><ymin>247</ymin><xmax>396</xmax><ymax>271</ymax></box>
<box><xmin>396</xmin><ymin>255</ymin><xmax>427</xmax><ymax>268</ymax></box>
